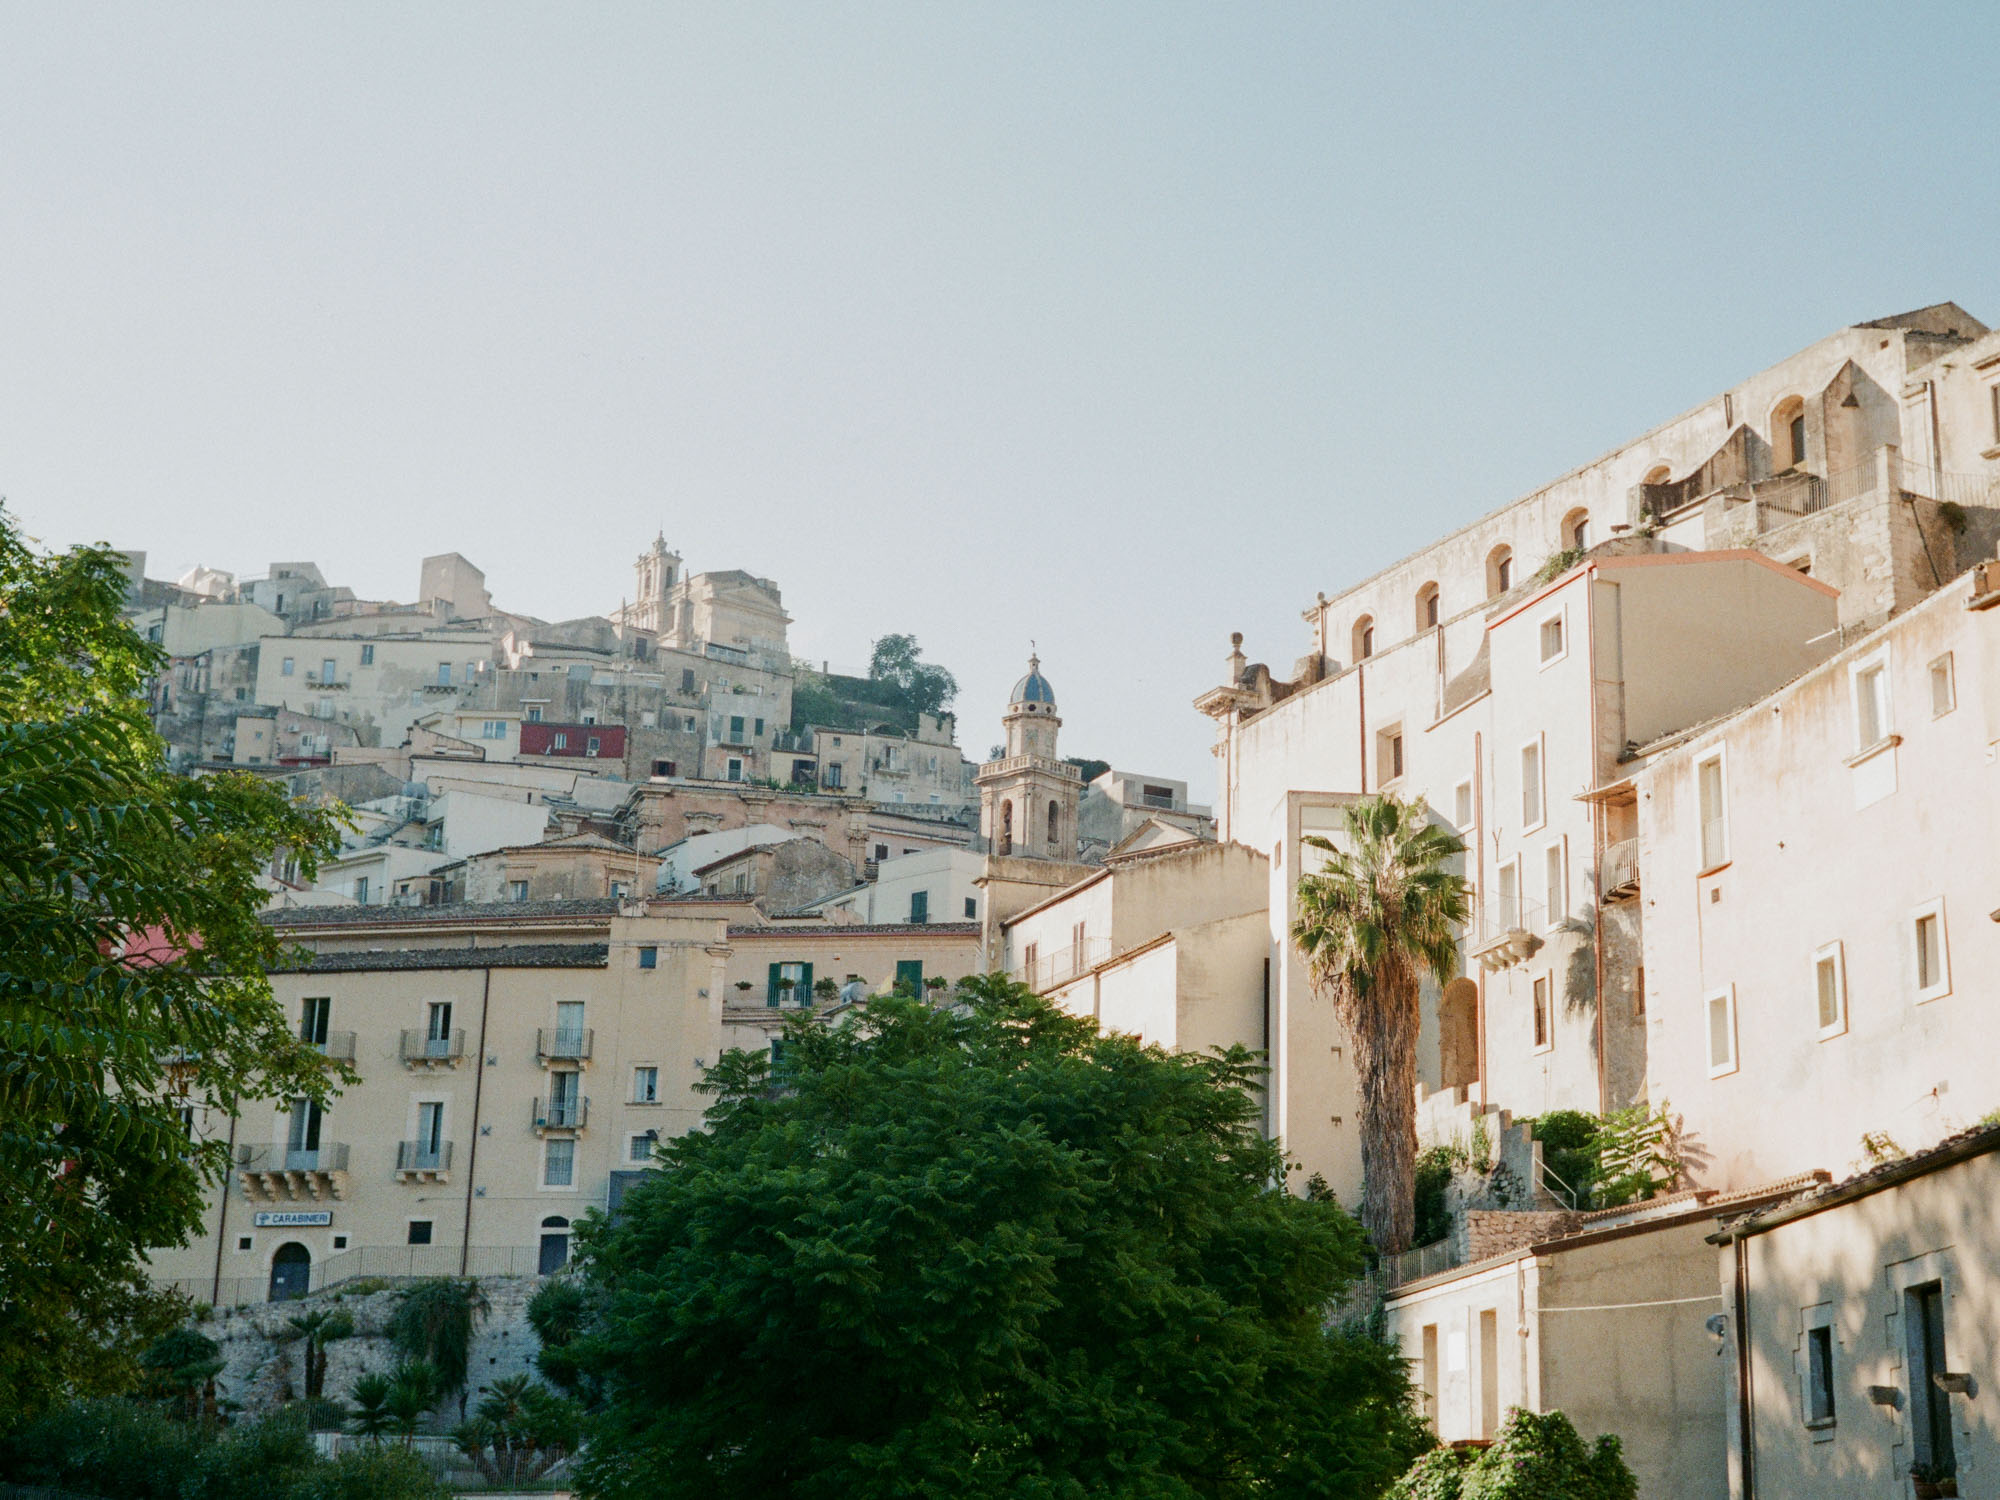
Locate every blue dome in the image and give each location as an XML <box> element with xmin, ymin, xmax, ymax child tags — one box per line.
<box><xmin>1010</xmin><ymin>654</ymin><xmax>1056</xmax><ymax>707</ymax></box>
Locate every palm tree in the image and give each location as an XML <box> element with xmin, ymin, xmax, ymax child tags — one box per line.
<box><xmin>283</xmin><ymin>1305</ymin><xmax>354</xmax><ymax>1400</ymax></box>
<box><xmin>348</xmin><ymin>1372</ymin><xmax>395</xmax><ymax>1441</ymax></box>
<box><xmin>386</xmin><ymin>1359</ymin><xmax>439</xmax><ymax>1446</ymax></box>
<box><xmin>1291</xmin><ymin>794</ymin><xmax>1469</xmax><ymax>1256</ymax></box>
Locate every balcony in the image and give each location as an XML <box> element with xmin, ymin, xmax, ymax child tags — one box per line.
<box><xmin>1012</xmin><ymin>937</ymin><xmax>1113</xmax><ymax>993</ymax></box>
<box><xmin>394</xmin><ymin>1140</ymin><xmax>453</xmax><ymax>1182</ymax></box>
<box><xmin>1600</xmin><ymin>839</ymin><xmax>1639</xmax><ymax>901</ymax></box>
<box><xmin>307</xmin><ymin>1031</ymin><xmax>356</xmax><ymax>1063</ymax></box>
<box><xmin>536</xmin><ymin>1028</ymin><xmax>593</xmax><ymax>1065</ymax></box>
<box><xmin>533</xmin><ymin>1096</ymin><xmax>589</xmax><ymax>1134</ymax></box>
<box><xmin>400</xmin><ymin>1029</ymin><xmax>467</xmax><ymax>1069</ymax></box>
<box><xmin>236</xmin><ymin>1143</ymin><xmax>350</xmax><ymax>1202</ymax></box>
<box><xmin>1468</xmin><ymin>897</ymin><xmax>1546</xmax><ymax>973</ymax></box>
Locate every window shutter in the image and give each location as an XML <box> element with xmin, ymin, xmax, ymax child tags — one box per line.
<box><xmin>896</xmin><ymin>959</ymin><xmax>924</xmax><ymax>995</ymax></box>
<box><xmin>800</xmin><ymin>963</ymin><xmax>814</xmax><ymax>1005</ymax></box>
<box><xmin>767</xmin><ymin>962</ymin><xmax>782</xmax><ymax>1007</ymax></box>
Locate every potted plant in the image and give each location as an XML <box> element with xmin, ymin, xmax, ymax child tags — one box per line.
<box><xmin>813</xmin><ymin>977</ymin><xmax>839</xmax><ymax>1005</ymax></box>
<box><xmin>1910</xmin><ymin>1461</ymin><xmax>1958</xmax><ymax>1498</ymax></box>
<box><xmin>733</xmin><ymin>981</ymin><xmax>753</xmax><ymax>1001</ymax></box>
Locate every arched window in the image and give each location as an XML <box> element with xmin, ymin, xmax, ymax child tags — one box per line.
<box><xmin>999</xmin><ymin>800</ymin><xmax>1013</xmax><ymax>856</ymax></box>
<box><xmin>539</xmin><ymin>1215</ymin><xmax>570</xmax><ymax>1276</ymax></box>
<box><xmin>1486</xmin><ymin>545</ymin><xmax>1514</xmax><ymax>599</ymax></box>
<box><xmin>1351</xmin><ymin>615</ymin><xmax>1375</xmax><ymax>660</ymax></box>
<box><xmin>1046</xmin><ymin>800</ymin><xmax>1060</xmax><ymax>848</ymax></box>
<box><xmin>1560</xmin><ymin>509</ymin><xmax>1590</xmax><ymax>551</ymax></box>
<box><xmin>1641</xmin><ymin>464</ymin><xmax>1671</xmax><ymax>486</ymax></box>
<box><xmin>1415</xmin><ymin>583</ymin><xmax>1440</xmax><ymax>631</ymax></box>
<box><xmin>1770</xmin><ymin>396</ymin><xmax>1807</xmax><ymax>469</ymax></box>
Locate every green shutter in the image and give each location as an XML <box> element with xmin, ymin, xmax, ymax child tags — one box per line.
<box><xmin>896</xmin><ymin>959</ymin><xmax>924</xmax><ymax>996</ymax></box>
<box><xmin>799</xmin><ymin>963</ymin><xmax>814</xmax><ymax>1007</ymax></box>
<box><xmin>767</xmin><ymin>962</ymin><xmax>782</xmax><ymax>1007</ymax></box>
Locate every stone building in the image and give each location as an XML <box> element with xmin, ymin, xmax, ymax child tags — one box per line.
<box><xmin>147</xmin><ymin>899</ymin><xmax>978</xmax><ymax>1308</ymax></box>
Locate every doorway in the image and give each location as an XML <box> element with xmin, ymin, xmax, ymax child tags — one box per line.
<box><xmin>269</xmin><ymin>1242</ymin><xmax>311</xmax><ymax>1301</ymax></box>
<box><xmin>539</xmin><ymin>1216</ymin><xmax>570</xmax><ymax>1275</ymax></box>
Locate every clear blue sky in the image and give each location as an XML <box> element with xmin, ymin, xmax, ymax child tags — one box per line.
<box><xmin>5</xmin><ymin>4</ymin><xmax>1996</xmax><ymax>784</ymax></box>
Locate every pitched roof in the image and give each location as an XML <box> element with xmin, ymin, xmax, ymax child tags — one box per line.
<box><xmin>266</xmin><ymin>898</ymin><xmax>620</xmax><ymax>929</ymax></box>
<box><xmin>273</xmin><ymin>942</ymin><xmax>609</xmax><ymax>972</ymax></box>
<box><xmin>1710</xmin><ymin>1122</ymin><xmax>2000</xmax><ymax>1244</ymax></box>
<box><xmin>725</xmin><ymin>922</ymin><xmax>980</xmax><ymax>939</ymax></box>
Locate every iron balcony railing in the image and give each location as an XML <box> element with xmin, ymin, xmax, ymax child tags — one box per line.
<box><xmin>237</xmin><ymin>1143</ymin><xmax>351</xmax><ymax>1174</ymax></box>
<box><xmin>400</xmin><ymin>1028</ymin><xmax>467</xmax><ymax>1063</ymax></box>
<box><xmin>1601</xmin><ymin>838</ymin><xmax>1639</xmax><ymax>898</ymax></box>
<box><xmin>305</xmin><ymin>1031</ymin><xmax>356</xmax><ymax>1062</ymax></box>
<box><xmin>536</xmin><ymin>1027</ymin><xmax>593</xmax><ymax>1063</ymax></box>
<box><xmin>395</xmin><ymin>1140</ymin><xmax>453</xmax><ymax>1173</ymax></box>
<box><xmin>534</xmin><ymin>1096</ymin><xmax>589</xmax><ymax>1132</ymax></box>
<box><xmin>1011</xmin><ymin>937</ymin><xmax>1114</xmax><ymax>993</ymax></box>
<box><xmin>1382</xmin><ymin>1238</ymin><xmax>1462</xmax><ymax>1287</ymax></box>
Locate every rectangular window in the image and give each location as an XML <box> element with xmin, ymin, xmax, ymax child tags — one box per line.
<box><xmin>1907</xmin><ymin>1283</ymin><xmax>1959</xmax><ymax>1475</ymax></box>
<box><xmin>300</xmin><ymin>996</ymin><xmax>331</xmax><ymax>1045</ymax></box>
<box><xmin>527</xmin><ymin>706</ymin><xmax>543</xmax><ymax>722</ymax></box>
<box><xmin>681</xmin><ymin>668</ymin><xmax>696</xmax><ymax>694</ymax></box>
<box><xmin>360</xmin><ymin>644</ymin><xmax>374</xmax><ymax>666</ymax></box>
<box><xmin>1929</xmin><ymin>653</ymin><xmax>1956</xmax><ymax>717</ymax></box>
<box><xmin>510</xmin><ymin>880</ymin><xmax>529</xmax><ymax>902</ymax></box>
<box><xmin>633</xmin><ymin>1065</ymin><xmax>658</xmax><ymax>1103</ymax></box>
<box><xmin>281</xmin><ymin>656</ymin><xmax>294</xmax><ymax>676</ymax></box>
<box><xmin>1539</xmin><ymin>612</ymin><xmax>1565</xmax><ymax>664</ymax></box>
<box><xmin>654</xmin><ymin>759</ymin><xmax>677</xmax><ymax>777</ymax></box>
<box><xmin>1634</xmin><ymin>964</ymin><xmax>1646</xmax><ymax>1019</ymax></box>
<box><xmin>415</xmin><ymin>1101</ymin><xmax>444</xmax><ymax>1156</ymax></box>
<box><xmin>896</xmin><ymin>959</ymin><xmax>925</xmax><ymax>995</ymax></box>
<box><xmin>768</xmin><ymin>961</ymin><xmax>809</xmax><ymax>1007</ymax></box>
<box><xmin>1520</xmin><ymin>739</ymin><xmax>1543</xmax><ymax>829</ymax></box>
<box><xmin>407</xmin><ymin>1220</ymin><xmax>433</xmax><ymax>1246</ymax></box>
<box><xmin>426</xmin><ymin>1001</ymin><xmax>452</xmax><ymax>1046</ymax></box>
<box><xmin>320</xmin><ymin>657</ymin><xmax>336</xmax><ymax>682</ymax></box>
<box><xmin>1532</xmin><ymin>974</ymin><xmax>1551</xmax><ymax>1050</ymax></box>
<box><xmin>638</xmin><ymin>945</ymin><xmax>657</xmax><ymax>970</ymax></box>
<box><xmin>482</xmin><ymin>720</ymin><xmax>506</xmax><ymax>739</ymax></box>
<box><xmin>1022</xmin><ymin>942</ymin><xmax>1038</xmax><ymax>981</ymax></box>
<box><xmin>543</xmin><ymin>1138</ymin><xmax>575</xmax><ymax>1188</ymax></box>
<box><xmin>964</xmin><ymin>896</ymin><xmax>978</xmax><ymax>919</ymax></box>
<box><xmin>1697</xmin><ymin>751</ymin><xmax>1728</xmax><ymax>869</ymax></box>
<box><xmin>727</xmin><ymin>758</ymin><xmax>743</xmax><ymax>781</ymax></box>
<box><xmin>629</xmin><ymin>1130</ymin><xmax>659</xmax><ymax>1162</ymax></box>
<box><xmin>730</xmin><ymin>715</ymin><xmax>745</xmax><ymax>740</ymax></box>
<box><xmin>586</xmin><ymin>736</ymin><xmax>600</xmax><ymax>756</ymax></box>
<box><xmin>1493</xmin><ymin>858</ymin><xmax>1520</xmax><ymax>932</ymax></box>
<box><xmin>552</xmin><ymin>731</ymin><xmax>568</xmax><ymax>750</ymax></box>
<box><xmin>1706</xmin><ymin>987</ymin><xmax>1738</xmax><ymax>1076</ymax></box>
<box><xmin>464</xmin><ymin>661</ymin><xmax>477</xmax><ymax>683</ymax></box>
<box><xmin>1454</xmin><ymin>779</ymin><xmax>1474</xmax><ymax>830</ymax></box>
<box><xmin>437</xmin><ymin>662</ymin><xmax>452</xmax><ymax>686</ymax></box>
<box><xmin>1376</xmin><ymin>725</ymin><xmax>1405</xmax><ymax>785</ymax></box>
<box><xmin>1853</xmin><ymin>658</ymin><xmax>1890</xmax><ymax>748</ymax></box>
<box><xmin>1543</xmin><ymin>843</ymin><xmax>1565</xmax><ymax>926</ymax></box>
<box><xmin>1813</xmin><ymin>943</ymin><xmax>1847</xmax><ymax>1038</ymax></box>
<box><xmin>754</xmin><ymin>718</ymin><xmax>764</xmax><ymax>737</ymax></box>
<box><xmin>910</xmin><ymin>890</ymin><xmax>929</xmax><ymax>924</ymax></box>
<box><xmin>1913</xmin><ymin>901</ymin><xmax>1950</xmax><ymax>999</ymax></box>
<box><xmin>1805</xmin><ymin>1323</ymin><xmax>1836</xmax><ymax>1427</ymax></box>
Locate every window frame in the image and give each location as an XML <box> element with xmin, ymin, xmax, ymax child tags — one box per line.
<box><xmin>541</xmin><ymin>1136</ymin><xmax>578</xmax><ymax>1190</ymax></box>
<box><xmin>1849</xmin><ymin>651</ymin><xmax>1893</xmax><ymax>753</ymax></box>
<box><xmin>1531</xmin><ymin>973</ymin><xmax>1552</xmax><ymax>1053</ymax></box>
<box><xmin>1801</xmin><ymin>1304</ymin><xmax>1838</xmax><ymax>1433</ymax></box>
<box><xmin>1695</xmin><ymin>746</ymin><xmax>1729</xmax><ymax>872</ymax></box>
<box><xmin>1705</xmin><ymin>985</ymin><xmax>1739</xmax><ymax>1077</ymax></box>
<box><xmin>632</xmin><ymin>1064</ymin><xmax>659</xmax><ymax>1104</ymax></box>
<box><xmin>1453</xmin><ymin>778</ymin><xmax>1475</xmax><ymax>831</ymax></box>
<box><xmin>1519</xmin><ymin>735</ymin><xmax>1545</xmax><ymax>832</ymax></box>
<box><xmin>637</xmin><ymin>945</ymin><xmax>658</xmax><ymax>970</ymax></box>
<box><xmin>1911</xmin><ymin>898</ymin><xmax>1951</xmax><ymax>1002</ymax></box>
<box><xmin>1811</xmin><ymin>940</ymin><xmax>1848</xmax><ymax>1040</ymax></box>
<box><xmin>627</xmin><ymin>1129</ymin><xmax>660</xmax><ymax>1163</ymax></box>
<box><xmin>1928</xmin><ymin>653</ymin><xmax>1956</xmax><ymax>717</ymax></box>
<box><xmin>407</xmin><ymin>1219</ymin><xmax>434</xmax><ymax>1246</ymax></box>
<box><xmin>1542</xmin><ymin>841</ymin><xmax>1566</xmax><ymax>929</ymax></box>
<box><xmin>1537</xmin><ymin>607</ymin><xmax>1567</xmax><ymax>668</ymax></box>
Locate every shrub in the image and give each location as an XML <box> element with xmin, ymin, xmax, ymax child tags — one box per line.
<box><xmin>1387</xmin><ymin>1444</ymin><xmax>1469</xmax><ymax>1500</ymax></box>
<box><xmin>387</xmin><ymin>1279</ymin><xmax>487</xmax><ymax>1406</ymax></box>
<box><xmin>0</xmin><ymin>1396</ymin><xmax>199</xmax><ymax>1500</ymax></box>
<box><xmin>1413</xmin><ymin>1145</ymin><xmax>1458</xmax><ymax>1249</ymax></box>
<box><xmin>1525</xmin><ymin>1111</ymin><xmax>1602</xmax><ymax>1208</ymax></box>
<box><xmin>290</xmin><ymin>1443</ymin><xmax>452</xmax><ymax>1500</ymax></box>
<box><xmin>182</xmin><ymin>1411</ymin><xmax>319</xmax><ymax>1500</ymax></box>
<box><xmin>1458</xmin><ymin>1409</ymin><xmax>1635</xmax><ymax>1500</ymax></box>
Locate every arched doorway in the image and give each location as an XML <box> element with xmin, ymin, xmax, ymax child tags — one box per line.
<box><xmin>269</xmin><ymin>1241</ymin><xmax>311</xmax><ymax>1302</ymax></box>
<box><xmin>539</xmin><ymin>1216</ymin><xmax>571</xmax><ymax>1275</ymax></box>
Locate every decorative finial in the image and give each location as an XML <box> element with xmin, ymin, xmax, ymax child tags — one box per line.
<box><xmin>1230</xmin><ymin>631</ymin><xmax>1243</xmax><ymax>649</ymax></box>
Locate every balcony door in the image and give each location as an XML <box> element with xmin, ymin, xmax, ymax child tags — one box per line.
<box><xmin>286</xmin><ymin>1099</ymin><xmax>323</xmax><ymax>1168</ymax></box>
<box><xmin>554</xmin><ymin>1001</ymin><xmax>585</xmax><ymax>1054</ymax></box>
<box><xmin>299</xmin><ymin>996</ymin><xmax>330</xmax><ymax>1047</ymax></box>
<box><xmin>415</xmin><ymin>1102</ymin><xmax>445</xmax><ymax>1167</ymax></box>
<box><xmin>426</xmin><ymin>1001</ymin><xmax>453</xmax><ymax>1057</ymax></box>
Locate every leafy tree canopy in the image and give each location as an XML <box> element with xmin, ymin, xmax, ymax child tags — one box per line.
<box><xmin>866</xmin><ymin>632</ymin><xmax>958</xmax><ymax>718</ymax></box>
<box><xmin>0</xmin><ymin>514</ymin><xmax>348</xmax><ymax>1414</ymax></box>
<box><xmin>567</xmin><ymin>976</ymin><xmax>1425</xmax><ymax>1500</ymax></box>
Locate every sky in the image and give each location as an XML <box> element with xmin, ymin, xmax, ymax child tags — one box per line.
<box><xmin>4</xmin><ymin>4</ymin><xmax>1997</xmax><ymax>786</ymax></box>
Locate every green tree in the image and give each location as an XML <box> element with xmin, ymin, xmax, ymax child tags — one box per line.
<box><xmin>387</xmin><ymin>1279</ymin><xmax>487</xmax><ymax>1412</ymax></box>
<box><xmin>866</xmin><ymin>632</ymin><xmax>958</xmax><ymax>717</ymax></box>
<box><xmin>290</xmin><ymin>1442</ymin><xmax>451</xmax><ymax>1500</ymax></box>
<box><xmin>181</xmin><ymin>1409</ymin><xmax>320</xmax><ymax>1500</ymax></box>
<box><xmin>137</xmin><ymin>1325</ymin><xmax>225</xmax><ymax>1424</ymax></box>
<box><xmin>385</xmin><ymin>1361</ymin><xmax>439</xmax><ymax>1444</ymax></box>
<box><xmin>282</xmin><ymin>1306</ymin><xmax>355</xmax><ymax>1402</ymax></box>
<box><xmin>0</xmin><ymin>515</ymin><xmax>347</xmax><ymax>1415</ymax></box>
<box><xmin>524</xmin><ymin>1277</ymin><xmax>594</xmax><ymax>1399</ymax></box>
<box><xmin>567</xmin><ymin>976</ymin><xmax>1425</xmax><ymax>1499</ymax></box>
<box><xmin>1292</xmin><ymin>795</ymin><xmax>1470</xmax><ymax>1255</ymax></box>
<box><xmin>450</xmin><ymin>1374</ymin><xmax>583</xmax><ymax>1486</ymax></box>
<box><xmin>1388</xmin><ymin>1409</ymin><xmax>1636</xmax><ymax>1500</ymax></box>
<box><xmin>346</xmin><ymin>1372</ymin><xmax>396</xmax><ymax>1440</ymax></box>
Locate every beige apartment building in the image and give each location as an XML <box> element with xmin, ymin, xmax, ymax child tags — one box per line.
<box><xmin>1633</xmin><ymin>565</ymin><xmax>2000</xmax><ymax>1191</ymax></box>
<box><xmin>149</xmin><ymin>901</ymin><xmax>977</xmax><ymax>1307</ymax></box>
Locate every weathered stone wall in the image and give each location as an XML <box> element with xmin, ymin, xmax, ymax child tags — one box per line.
<box><xmin>204</xmin><ymin>1275</ymin><xmax>543</xmax><ymax>1431</ymax></box>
